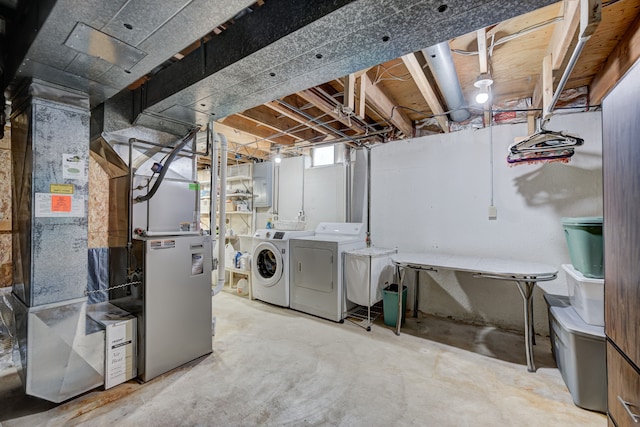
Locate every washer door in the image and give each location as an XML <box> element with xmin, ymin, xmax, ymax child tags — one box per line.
<box><xmin>252</xmin><ymin>241</ymin><xmax>283</xmax><ymax>287</ymax></box>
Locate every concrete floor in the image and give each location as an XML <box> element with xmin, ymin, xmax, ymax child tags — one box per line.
<box><xmin>1</xmin><ymin>291</ymin><xmax>606</xmax><ymax>426</ymax></box>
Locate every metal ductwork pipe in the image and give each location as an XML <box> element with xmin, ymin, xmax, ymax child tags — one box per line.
<box><xmin>422</xmin><ymin>42</ymin><xmax>471</xmax><ymax>123</ymax></box>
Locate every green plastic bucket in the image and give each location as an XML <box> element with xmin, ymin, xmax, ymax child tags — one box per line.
<box><xmin>382</xmin><ymin>284</ymin><xmax>407</xmax><ymax>327</ymax></box>
<box><xmin>561</xmin><ymin>217</ymin><xmax>604</xmax><ymax>278</ymax></box>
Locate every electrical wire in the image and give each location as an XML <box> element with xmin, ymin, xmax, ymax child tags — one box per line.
<box><xmin>489</xmin><ymin>105</ymin><xmax>494</xmax><ymax>208</ymax></box>
<box><xmin>451</xmin><ymin>16</ymin><xmax>564</xmax><ymax>57</ymax></box>
<box><xmin>393</xmin><ymin>103</ymin><xmax>601</xmax><ymax>122</ymax></box>
<box><xmin>372</xmin><ymin>62</ymin><xmax>413</xmax><ymax>85</ymax></box>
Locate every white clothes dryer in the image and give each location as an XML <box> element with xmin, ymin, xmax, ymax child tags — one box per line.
<box><xmin>289</xmin><ymin>223</ymin><xmax>366</xmax><ymax>322</ymax></box>
<box><xmin>251</xmin><ymin>229</ymin><xmax>314</xmax><ymax>307</ymax></box>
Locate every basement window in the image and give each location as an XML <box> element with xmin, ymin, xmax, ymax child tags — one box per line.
<box><xmin>311</xmin><ymin>144</ymin><xmax>345</xmax><ymax>167</ymax></box>
<box><xmin>312</xmin><ymin>145</ymin><xmax>334</xmax><ymax>166</ymax></box>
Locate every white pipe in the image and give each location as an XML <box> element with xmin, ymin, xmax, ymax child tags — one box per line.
<box><xmin>344</xmin><ymin>145</ymin><xmax>352</xmax><ymax>222</ymax></box>
<box><xmin>209</xmin><ymin>123</ymin><xmax>217</xmax><ymax>235</ymax></box>
<box><xmin>213</xmin><ymin>132</ymin><xmax>228</xmax><ymax>295</ymax></box>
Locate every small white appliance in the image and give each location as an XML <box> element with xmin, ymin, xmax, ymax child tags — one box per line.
<box><xmin>289</xmin><ymin>222</ymin><xmax>366</xmax><ymax>322</ymax></box>
<box><xmin>251</xmin><ymin>229</ymin><xmax>314</xmax><ymax>307</ymax></box>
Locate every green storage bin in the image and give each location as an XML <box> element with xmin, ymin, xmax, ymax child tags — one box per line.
<box><xmin>561</xmin><ymin>217</ymin><xmax>604</xmax><ymax>279</ymax></box>
<box><xmin>382</xmin><ymin>284</ymin><xmax>407</xmax><ymax>327</ymax></box>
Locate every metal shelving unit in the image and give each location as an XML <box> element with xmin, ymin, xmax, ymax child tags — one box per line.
<box><xmin>222</xmin><ymin>165</ymin><xmax>254</xmax><ymax>297</ymax></box>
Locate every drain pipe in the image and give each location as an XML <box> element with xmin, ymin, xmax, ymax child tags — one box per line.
<box><xmin>344</xmin><ymin>145</ymin><xmax>352</xmax><ymax>222</ymax></box>
<box><xmin>366</xmin><ymin>146</ymin><xmax>371</xmax><ymax>247</ymax></box>
<box><xmin>213</xmin><ymin>132</ymin><xmax>228</xmax><ymax>295</ymax></box>
<box><xmin>127</xmin><ymin>138</ymin><xmax>135</xmax><ymax>274</ymax></box>
<box><xmin>209</xmin><ymin>123</ymin><xmax>217</xmax><ymax>236</ymax></box>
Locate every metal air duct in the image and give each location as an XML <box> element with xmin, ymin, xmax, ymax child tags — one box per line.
<box><xmin>422</xmin><ymin>42</ymin><xmax>471</xmax><ymax>123</ymax></box>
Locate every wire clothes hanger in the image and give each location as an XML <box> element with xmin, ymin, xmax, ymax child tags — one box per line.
<box><xmin>507</xmin><ymin>119</ymin><xmax>584</xmax><ymax>165</ymax></box>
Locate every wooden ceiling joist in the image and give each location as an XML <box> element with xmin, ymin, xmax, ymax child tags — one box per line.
<box><xmin>214</xmin><ymin>121</ymin><xmax>271</xmax><ymax>159</ymax></box>
<box><xmin>532</xmin><ymin>0</ymin><xmax>582</xmax><ymax>110</ymax></box>
<box><xmin>344</xmin><ymin>73</ymin><xmax>356</xmax><ymax>112</ymax></box>
<box><xmin>219</xmin><ymin>114</ymin><xmax>296</xmax><ymax>146</ymax></box>
<box><xmin>297</xmin><ymin>89</ymin><xmax>369</xmax><ymax>134</ymax></box>
<box><xmin>590</xmin><ymin>11</ymin><xmax>640</xmax><ymax>104</ymax></box>
<box><xmin>476</xmin><ymin>28</ymin><xmax>492</xmax><ymax>124</ymax></box>
<box><xmin>360</xmin><ymin>73</ymin><xmax>414</xmax><ymax>137</ymax></box>
<box><xmin>263</xmin><ymin>100</ymin><xmax>336</xmax><ymax>139</ymax></box>
<box><xmin>400</xmin><ymin>53</ymin><xmax>448</xmax><ymax>133</ymax></box>
<box><xmin>477</xmin><ymin>28</ymin><xmax>489</xmax><ymax>74</ymax></box>
<box><xmin>237</xmin><ymin>105</ymin><xmax>325</xmax><ymax>143</ymax></box>
<box><xmin>355</xmin><ymin>75</ymin><xmax>367</xmax><ymax>119</ymax></box>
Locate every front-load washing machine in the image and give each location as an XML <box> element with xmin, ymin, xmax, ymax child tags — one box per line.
<box><xmin>289</xmin><ymin>222</ymin><xmax>366</xmax><ymax>322</ymax></box>
<box><xmin>251</xmin><ymin>229</ymin><xmax>314</xmax><ymax>307</ymax></box>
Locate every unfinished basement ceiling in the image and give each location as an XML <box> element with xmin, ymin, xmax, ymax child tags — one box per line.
<box><xmin>3</xmin><ymin>0</ymin><xmax>640</xmax><ymax>164</ymax></box>
<box><xmin>204</xmin><ymin>0</ymin><xmax>640</xmax><ymax>164</ymax></box>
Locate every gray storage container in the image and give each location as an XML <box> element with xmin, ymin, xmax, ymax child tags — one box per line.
<box><xmin>548</xmin><ymin>301</ymin><xmax>606</xmax><ymax>413</ymax></box>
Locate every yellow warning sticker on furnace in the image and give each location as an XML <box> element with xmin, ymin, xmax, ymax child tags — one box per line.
<box><xmin>50</xmin><ymin>183</ymin><xmax>74</xmax><ymax>194</ymax></box>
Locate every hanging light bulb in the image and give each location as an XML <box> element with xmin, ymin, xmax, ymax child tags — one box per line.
<box><xmin>474</xmin><ymin>73</ymin><xmax>493</xmax><ymax>104</ymax></box>
<box><xmin>274</xmin><ymin>147</ymin><xmax>282</xmax><ymax>164</ymax></box>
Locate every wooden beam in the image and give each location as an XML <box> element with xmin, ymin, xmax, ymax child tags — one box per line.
<box><xmin>219</xmin><ymin>115</ymin><xmax>296</xmax><ymax>146</ymax></box>
<box><xmin>550</xmin><ymin>0</ymin><xmax>581</xmax><ymax>70</ymax></box>
<box><xmin>542</xmin><ymin>53</ymin><xmax>554</xmax><ymax>117</ymax></box>
<box><xmin>297</xmin><ymin>89</ymin><xmax>368</xmax><ymax>134</ymax></box>
<box><xmin>264</xmin><ymin>100</ymin><xmax>335</xmax><ymax>138</ymax></box>
<box><xmin>476</xmin><ymin>28</ymin><xmax>491</xmax><ymax>126</ymax></box>
<box><xmin>477</xmin><ymin>28</ymin><xmax>488</xmax><ymax>74</ymax></box>
<box><xmin>236</xmin><ymin>111</ymin><xmax>303</xmax><ymax>142</ymax></box>
<box><xmin>355</xmin><ymin>75</ymin><xmax>367</xmax><ymax>119</ymax></box>
<box><xmin>527</xmin><ymin>112</ymin><xmax>536</xmax><ymax>135</ymax></box>
<box><xmin>401</xmin><ymin>53</ymin><xmax>448</xmax><ymax>133</ymax></box>
<box><xmin>360</xmin><ymin>73</ymin><xmax>414</xmax><ymax>137</ymax></box>
<box><xmin>590</xmin><ymin>13</ymin><xmax>640</xmax><ymax>104</ymax></box>
<box><xmin>213</xmin><ymin>121</ymin><xmax>271</xmax><ymax>152</ymax></box>
<box><xmin>344</xmin><ymin>74</ymin><xmax>356</xmax><ymax>112</ymax></box>
<box><xmin>531</xmin><ymin>0</ymin><xmax>581</xmax><ymax>110</ymax></box>
<box><xmin>237</xmin><ymin>105</ymin><xmax>325</xmax><ymax>143</ymax></box>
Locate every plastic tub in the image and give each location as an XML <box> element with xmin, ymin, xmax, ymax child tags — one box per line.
<box><xmin>563</xmin><ymin>264</ymin><xmax>604</xmax><ymax>327</ymax></box>
<box><xmin>548</xmin><ymin>304</ymin><xmax>606</xmax><ymax>413</ymax></box>
<box><xmin>561</xmin><ymin>217</ymin><xmax>603</xmax><ymax>278</ymax></box>
<box><xmin>382</xmin><ymin>284</ymin><xmax>407</xmax><ymax>327</ymax></box>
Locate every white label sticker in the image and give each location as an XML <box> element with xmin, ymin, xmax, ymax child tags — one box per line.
<box><xmin>62</xmin><ymin>153</ymin><xmax>86</xmax><ymax>180</ymax></box>
<box><xmin>192</xmin><ymin>253</ymin><xmax>204</xmax><ymax>275</ymax></box>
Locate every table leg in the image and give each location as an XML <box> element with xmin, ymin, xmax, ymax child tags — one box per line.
<box><xmin>414</xmin><ymin>269</ymin><xmax>419</xmax><ymax>318</ymax></box>
<box><xmin>516</xmin><ymin>280</ymin><xmax>536</xmax><ymax>372</ymax></box>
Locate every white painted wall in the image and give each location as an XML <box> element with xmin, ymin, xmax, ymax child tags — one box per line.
<box><xmin>276</xmin><ymin>156</ymin><xmax>304</xmax><ymax>220</ymax></box>
<box><xmin>275</xmin><ymin>156</ymin><xmax>347</xmax><ymax>230</ymax></box>
<box><xmin>370</xmin><ymin>111</ymin><xmax>603</xmax><ymax>333</ymax></box>
<box><xmin>303</xmin><ymin>164</ymin><xmax>346</xmax><ymax>229</ymax></box>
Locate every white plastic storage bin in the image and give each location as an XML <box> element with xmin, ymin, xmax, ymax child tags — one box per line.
<box><xmin>562</xmin><ymin>264</ymin><xmax>604</xmax><ymax>327</ymax></box>
<box><xmin>344</xmin><ymin>247</ymin><xmax>396</xmax><ymax>306</ymax></box>
<box><xmin>549</xmin><ymin>303</ymin><xmax>606</xmax><ymax>413</ymax></box>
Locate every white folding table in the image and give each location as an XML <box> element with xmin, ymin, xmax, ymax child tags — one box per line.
<box><xmin>391</xmin><ymin>252</ymin><xmax>558</xmax><ymax>372</ymax></box>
